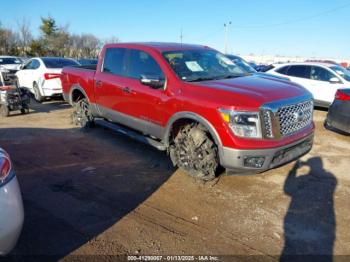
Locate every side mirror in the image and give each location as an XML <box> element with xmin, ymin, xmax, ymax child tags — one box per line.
<box><xmin>140</xmin><ymin>75</ymin><xmax>165</xmax><ymax>89</ymax></box>
<box><xmin>329</xmin><ymin>77</ymin><xmax>341</xmax><ymax>84</ymax></box>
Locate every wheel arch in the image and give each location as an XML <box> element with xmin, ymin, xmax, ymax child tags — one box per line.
<box><xmin>69</xmin><ymin>84</ymin><xmax>89</xmax><ymax>104</ymax></box>
<box><xmin>163</xmin><ymin>112</ymin><xmax>222</xmax><ymax>147</ymax></box>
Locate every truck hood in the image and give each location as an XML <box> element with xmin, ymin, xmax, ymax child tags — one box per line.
<box><xmin>188</xmin><ymin>74</ymin><xmax>310</xmax><ymax>108</ymax></box>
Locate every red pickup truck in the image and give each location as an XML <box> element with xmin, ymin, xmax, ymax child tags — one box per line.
<box><xmin>61</xmin><ymin>43</ymin><xmax>314</xmax><ymax>181</ymax></box>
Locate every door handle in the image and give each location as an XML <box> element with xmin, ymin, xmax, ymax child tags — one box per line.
<box><xmin>122</xmin><ymin>87</ymin><xmax>132</xmax><ymax>93</ymax></box>
<box><xmin>95</xmin><ymin>80</ymin><xmax>102</xmax><ymax>88</ymax></box>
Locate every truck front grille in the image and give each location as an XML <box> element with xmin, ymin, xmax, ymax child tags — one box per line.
<box><xmin>277</xmin><ymin>100</ymin><xmax>313</xmax><ymax>137</ymax></box>
<box><xmin>262</xmin><ymin>99</ymin><xmax>313</xmax><ymax>138</ymax></box>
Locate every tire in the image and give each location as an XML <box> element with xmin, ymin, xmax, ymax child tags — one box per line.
<box><xmin>21</xmin><ymin>107</ymin><xmax>29</xmax><ymax>114</ymax></box>
<box><xmin>72</xmin><ymin>98</ymin><xmax>94</xmax><ymax>129</ymax></box>
<box><xmin>169</xmin><ymin>123</ymin><xmax>219</xmax><ymax>181</ymax></box>
<box><xmin>0</xmin><ymin>105</ymin><xmax>9</xmax><ymax>117</ymax></box>
<box><xmin>33</xmin><ymin>82</ymin><xmax>44</xmax><ymax>102</ymax></box>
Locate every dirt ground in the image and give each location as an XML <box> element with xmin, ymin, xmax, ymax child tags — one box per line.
<box><xmin>1</xmin><ymin>99</ymin><xmax>349</xmax><ymax>261</ymax></box>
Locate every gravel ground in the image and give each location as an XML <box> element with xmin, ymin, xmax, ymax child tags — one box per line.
<box><xmin>0</xmin><ymin>99</ymin><xmax>349</xmax><ymax>261</ymax></box>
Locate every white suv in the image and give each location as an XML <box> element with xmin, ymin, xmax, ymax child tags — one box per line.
<box><xmin>267</xmin><ymin>62</ymin><xmax>350</xmax><ymax>107</ymax></box>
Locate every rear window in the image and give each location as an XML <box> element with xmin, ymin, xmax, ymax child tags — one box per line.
<box><xmin>0</xmin><ymin>57</ymin><xmax>22</xmax><ymax>65</ymax></box>
<box><xmin>42</xmin><ymin>58</ymin><xmax>79</xmax><ymax>68</ymax></box>
<box><xmin>102</xmin><ymin>48</ymin><xmax>127</xmax><ymax>76</ymax></box>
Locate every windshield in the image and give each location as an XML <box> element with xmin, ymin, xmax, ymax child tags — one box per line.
<box><xmin>0</xmin><ymin>57</ymin><xmax>22</xmax><ymax>65</ymax></box>
<box><xmin>163</xmin><ymin>49</ymin><xmax>251</xmax><ymax>82</ymax></box>
<box><xmin>42</xmin><ymin>58</ymin><xmax>79</xmax><ymax>68</ymax></box>
<box><xmin>330</xmin><ymin>66</ymin><xmax>350</xmax><ymax>82</ymax></box>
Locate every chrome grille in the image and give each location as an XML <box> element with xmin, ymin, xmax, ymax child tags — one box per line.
<box><xmin>262</xmin><ymin>110</ymin><xmax>273</xmax><ymax>138</ymax></box>
<box><xmin>277</xmin><ymin>100</ymin><xmax>313</xmax><ymax>137</ymax></box>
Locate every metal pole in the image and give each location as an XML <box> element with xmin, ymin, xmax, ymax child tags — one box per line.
<box><xmin>224</xmin><ymin>21</ymin><xmax>231</xmax><ymax>54</ymax></box>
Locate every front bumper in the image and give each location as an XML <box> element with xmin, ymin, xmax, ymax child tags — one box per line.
<box><xmin>219</xmin><ymin>132</ymin><xmax>314</xmax><ymax>174</ymax></box>
<box><xmin>0</xmin><ymin>176</ymin><xmax>24</xmax><ymax>255</ymax></box>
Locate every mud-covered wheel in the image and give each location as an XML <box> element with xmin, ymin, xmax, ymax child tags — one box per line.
<box><xmin>33</xmin><ymin>82</ymin><xmax>44</xmax><ymax>102</ymax></box>
<box><xmin>0</xmin><ymin>105</ymin><xmax>9</xmax><ymax>117</ymax></box>
<box><xmin>72</xmin><ymin>98</ymin><xmax>94</xmax><ymax>129</ymax></box>
<box><xmin>170</xmin><ymin>123</ymin><xmax>219</xmax><ymax>181</ymax></box>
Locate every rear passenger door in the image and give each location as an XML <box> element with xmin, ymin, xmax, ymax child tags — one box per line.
<box><xmin>94</xmin><ymin>48</ymin><xmax>129</xmax><ymax>117</ymax></box>
<box><xmin>282</xmin><ymin>65</ymin><xmax>318</xmax><ymax>98</ymax></box>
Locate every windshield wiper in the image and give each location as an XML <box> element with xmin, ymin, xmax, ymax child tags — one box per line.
<box><xmin>186</xmin><ymin>77</ymin><xmax>217</xmax><ymax>82</ymax></box>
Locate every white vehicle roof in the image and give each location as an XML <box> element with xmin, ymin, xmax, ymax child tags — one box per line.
<box><xmin>273</xmin><ymin>62</ymin><xmax>339</xmax><ymax>68</ymax></box>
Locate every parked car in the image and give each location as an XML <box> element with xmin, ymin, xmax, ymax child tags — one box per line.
<box><xmin>0</xmin><ymin>148</ymin><xmax>24</xmax><ymax>255</ymax></box>
<box><xmin>225</xmin><ymin>55</ymin><xmax>256</xmax><ymax>74</ymax></box>
<box><xmin>255</xmin><ymin>64</ymin><xmax>275</xmax><ymax>72</ymax></box>
<box><xmin>77</xmin><ymin>58</ymin><xmax>98</xmax><ymax>66</ymax></box>
<box><xmin>267</xmin><ymin>62</ymin><xmax>350</xmax><ymax>107</ymax></box>
<box><xmin>16</xmin><ymin>57</ymin><xmax>80</xmax><ymax>102</ymax></box>
<box><xmin>325</xmin><ymin>88</ymin><xmax>350</xmax><ymax>134</ymax></box>
<box><xmin>226</xmin><ymin>55</ymin><xmax>290</xmax><ymax>81</ymax></box>
<box><xmin>61</xmin><ymin>42</ymin><xmax>314</xmax><ymax>181</ymax></box>
<box><xmin>0</xmin><ymin>56</ymin><xmax>23</xmax><ymax>71</ymax></box>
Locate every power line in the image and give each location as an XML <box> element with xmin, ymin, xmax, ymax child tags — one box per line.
<box><xmin>234</xmin><ymin>2</ymin><xmax>350</xmax><ymax>29</ymax></box>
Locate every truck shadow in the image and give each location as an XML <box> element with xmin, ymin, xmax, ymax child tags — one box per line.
<box><xmin>0</xmin><ymin>126</ymin><xmax>174</xmax><ymax>259</ymax></box>
<box><xmin>281</xmin><ymin>158</ymin><xmax>337</xmax><ymax>262</ymax></box>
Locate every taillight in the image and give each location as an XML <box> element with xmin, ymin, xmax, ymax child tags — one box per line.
<box><xmin>335</xmin><ymin>89</ymin><xmax>350</xmax><ymax>101</ymax></box>
<box><xmin>44</xmin><ymin>73</ymin><xmax>61</xmax><ymax>80</ymax></box>
<box><xmin>0</xmin><ymin>152</ymin><xmax>12</xmax><ymax>186</ymax></box>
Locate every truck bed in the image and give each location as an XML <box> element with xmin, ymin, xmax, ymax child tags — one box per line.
<box><xmin>61</xmin><ymin>65</ymin><xmax>96</xmax><ymax>104</ymax></box>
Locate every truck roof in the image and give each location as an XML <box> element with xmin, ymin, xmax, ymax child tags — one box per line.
<box><xmin>103</xmin><ymin>42</ymin><xmax>211</xmax><ymax>52</ymax></box>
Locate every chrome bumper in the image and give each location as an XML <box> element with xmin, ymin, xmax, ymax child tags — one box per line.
<box><xmin>219</xmin><ymin>132</ymin><xmax>314</xmax><ymax>174</ymax></box>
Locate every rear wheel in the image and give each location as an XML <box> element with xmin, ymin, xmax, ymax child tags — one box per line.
<box><xmin>72</xmin><ymin>98</ymin><xmax>94</xmax><ymax>129</ymax></box>
<box><xmin>33</xmin><ymin>83</ymin><xmax>44</xmax><ymax>102</ymax></box>
<box><xmin>170</xmin><ymin>123</ymin><xmax>219</xmax><ymax>181</ymax></box>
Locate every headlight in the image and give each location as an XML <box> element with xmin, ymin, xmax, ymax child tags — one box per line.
<box><xmin>219</xmin><ymin>109</ymin><xmax>262</xmax><ymax>138</ymax></box>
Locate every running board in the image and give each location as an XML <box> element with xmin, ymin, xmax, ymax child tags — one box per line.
<box><xmin>94</xmin><ymin>119</ymin><xmax>167</xmax><ymax>151</ymax></box>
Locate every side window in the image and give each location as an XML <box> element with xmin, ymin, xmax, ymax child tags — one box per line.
<box><xmin>127</xmin><ymin>50</ymin><xmax>164</xmax><ymax>79</ymax></box>
<box><xmin>31</xmin><ymin>59</ymin><xmax>40</xmax><ymax>70</ymax></box>
<box><xmin>286</xmin><ymin>65</ymin><xmax>310</xmax><ymax>79</ymax></box>
<box><xmin>276</xmin><ymin>66</ymin><xmax>289</xmax><ymax>75</ymax></box>
<box><xmin>310</xmin><ymin>66</ymin><xmax>337</xmax><ymax>82</ymax></box>
<box><xmin>102</xmin><ymin>48</ymin><xmax>127</xmax><ymax>76</ymax></box>
<box><xmin>23</xmin><ymin>60</ymin><xmax>34</xmax><ymax>70</ymax></box>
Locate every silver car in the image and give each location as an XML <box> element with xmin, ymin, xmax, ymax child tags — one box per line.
<box><xmin>0</xmin><ymin>148</ymin><xmax>24</xmax><ymax>255</ymax></box>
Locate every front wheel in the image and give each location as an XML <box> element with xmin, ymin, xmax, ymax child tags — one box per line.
<box><xmin>72</xmin><ymin>98</ymin><xmax>94</xmax><ymax>129</ymax></box>
<box><xmin>170</xmin><ymin>123</ymin><xmax>219</xmax><ymax>181</ymax></box>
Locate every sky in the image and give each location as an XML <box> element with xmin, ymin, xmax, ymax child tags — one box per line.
<box><xmin>1</xmin><ymin>0</ymin><xmax>350</xmax><ymax>59</ymax></box>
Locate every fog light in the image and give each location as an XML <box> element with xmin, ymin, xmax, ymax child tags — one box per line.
<box><xmin>244</xmin><ymin>156</ymin><xmax>265</xmax><ymax>168</ymax></box>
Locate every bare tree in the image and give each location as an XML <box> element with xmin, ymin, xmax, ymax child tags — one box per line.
<box><xmin>0</xmin><ymin>23</ymin><xmax>19</xmax><ymax>55</ymax></box>
<box><xmin>16</xmin><ymin>17</ymin><xmax>32</xmax><ymax>56</ymax></box>
<box><xmin>104</xmin><ymin>36</ymin><xmax>120</xmax><ymax>45</ymax></box>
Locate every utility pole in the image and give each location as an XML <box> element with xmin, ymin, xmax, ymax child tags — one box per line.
<box><xmin>180</xmin><ymin>28</ymin><xmax>183</xmax><ymax>44</ymax></box>
<box><xmin>224</xmin><ymin>21</ymin><xmax>232</xmax><ymax>54</ymax></box>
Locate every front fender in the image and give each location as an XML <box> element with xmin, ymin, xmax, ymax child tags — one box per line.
<box><xmin>163</xmin><ymin>111</ymin><xmax>222</xmax><ymax>147</ymax></box>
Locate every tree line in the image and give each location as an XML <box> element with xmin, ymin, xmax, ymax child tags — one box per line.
<box><xmin>0</xmin><ymin>16</ymin><xmax>119</xmax><ymax>58</ymax></box>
